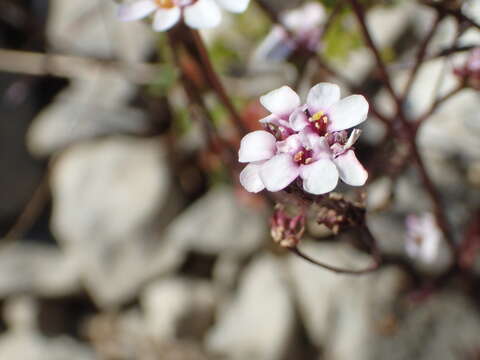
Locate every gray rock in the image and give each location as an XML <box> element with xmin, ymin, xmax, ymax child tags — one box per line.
<box><xmin>372</xmin><ymin>292</ymin><xmax>480</xmax><ymax>360</ymax></box>
<box><xmin>0</xmin><ymin>296</ymin><xmax>95</xmax><ymax>360</ymax></box>
<box><xmin>142</xmin><ymin>277</ymin><xmax>215</xmax><ymax>342</ymax></box>
<box><xmin>287</xmin><ymin>241</ymin><xmax>405</xmax><ymax>359</ymax></box>
<box><xmin>27</xmin><ymin>71</ymin><xmax>150</xmax><ymax>157</ymax></box>
<box><xmin>206</xmin><ymin>255</ymin><xmax>294</xmax><ymax>360</ymax></box>
<box><xmin>50</xmin><ymin>136</ymin><xmax>182</xmax><ymax>307</ymax></box>
<box><xmin>0</xmin><ymin>243</ymin><xmax>80</xmax><ymax>298</ymax></box>
<box><xmin>163</xmin><ymin>186</ymin><xmax>265</xmax><ymax>257</ymax></box>
<box><xmin>47</xmin><ymin>0</ymin><xmax>153</xmax><ymax>60</ymax></box>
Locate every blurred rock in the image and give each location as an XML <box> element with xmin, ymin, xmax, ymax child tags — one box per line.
<box><xmin>207</xmin><ymin>255</ymin><xmax>294</xmax><ymax>360</ymax></box>
<box><xmin>372</xmin><ymin>292</ymin><xmax>480</xmax><ymax>360</ymax></box>
<box><xmin>27</xmin><ymin>69</ymin><xmax>151</xmax><ymax>157</ymax></box>
<box><xmin>0</xmin><ymin>243</ymin><xmax>80</xmax><ymax>298</ymax></box>
<box><xmin>0</xmin><ymin>296</ymin><xmax>95</xmax><ymax>360</ymax></box>
<box><xmin>50</xmin><ymin>136</ymin><xmax>182</xmax><ymax>307</ymax></box>
<box><xmin>164</xmin><ymin>186</ymin><xmax>265</xmax><ymax>257</ymax></box>
<box><xmin>47</xmin><ymin>0</ymin><xmax>153</xmax><ymax>60</ymax></box>
<box><xmin>287</xmin><ymin>241</ymin><xmax>405</xmax><ymax>359</ymax></box>
<box><xmin>142</xmin><ymin>277</ymin><xmax>215</xmax><ymax>342</ymax></box>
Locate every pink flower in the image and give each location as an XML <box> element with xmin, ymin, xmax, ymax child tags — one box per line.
<box><xmin>258</xmin><ymin>85</ymin><xmax>299</xmax><ymax>140</ymax></box>
<box><xmin>251</xmin><ymin>2</ymin><xmax>325</xmax><ymax>63</ymax></box>
<box><xmin>454</xmin><ymin>47</ymin><xmax>480</xmax><ymax>89</ymax></box>
<box><xmin>289</xmin><ymin>82</ymin><xmax>369</xmax><ymax>136</ymax></box>
<box><xmin>238</xmin><ymin>83</ymin><xmax>369</xmax><ymax>195</ymax></box>
<box><xmin>405</xmin><ymin>213</ymin><xmax>442</xmax><ymax>263</ymax></box>
<box><xmin>117</xmin><ymin>0</ymin><xmax>250</xmax><ymax>31</ymax></box>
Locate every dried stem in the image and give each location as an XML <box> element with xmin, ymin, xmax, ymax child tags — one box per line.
<box><xmin>348</xmin><ymin>0</ymin><xmax>456</xmax><ymax>254</ymax></box>
<box><xmin>402</xmin><ymin>13</ymin><xmax>443</xmax><ymax>98</ymax></box>
<box><xmin>289</xmin><ymin>225</ymin><xmax>381</xmax><ymax>275</ymax></box>
<box><xmin>189</xmin><ymin>29</ymin><xmax>248</xmax><ymax>136</ymax></box>
<box><xmin>414</xmin><ymin>83</ymin><xmax>465</xmax><ymax>130</ymax></box>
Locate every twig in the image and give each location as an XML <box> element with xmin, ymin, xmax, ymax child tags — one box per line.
<box><xmin>414</xmin><ymin>83</ymin><xmax>464</xmax><ymax>130</ymax></box>
<box><xmin>402</xmin><ymin>13</ymin><xmax>443</xmax><ymax>98</ymax></box>
<box><xmin>289</xmin><ymin>226</ymin><xmax>381</xmax><ymax>275</ymax></box>
<box><xmin>189</xmin><ymin>29</ymin><xmax>248</xmax><ymax>136</ymax></box>
<box><xmin>1</xmin><ymin>175</ymin><xmax>50</xmax><ymax>247</ymax></box>
<box><xmin>348</xmin><ymin>0</ymin><xmax>456</xmax><ymax>254</ymax></box>
<box><xmin>0</xmin><ymin>48</ymin><xmax>159</xmax><ymax>83</ymax></box>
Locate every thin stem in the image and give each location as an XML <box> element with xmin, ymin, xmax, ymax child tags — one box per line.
<box><xmin>348</xmin><ymin>0</ymin><xmax>399</xmax><ymax>104</ymax></box>
<box><xmin>289</xmin><ymin>226</ymin><xmax>382</xmax><ymax>275</ymax></box>
<box><xmin>402</xmin><ymin>13</ymin><xmax>443</xmax><ymax>98</ymax></box>
<box><xmin>189</xmin><ymin>29</ymin><xmax>248</xmax><ymax>136</ymax></box>
<box><xmin>414</xmin><ymin>83</ymin><xmax>464</xmax><ymax>130</ymax></box>
<box><xmin>348</xmin><ymin>0</ymin><xmax>455</xmax><ymax>253</ymax></box>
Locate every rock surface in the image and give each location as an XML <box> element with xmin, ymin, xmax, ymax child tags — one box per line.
<box><xmin>207</xmin><ymin>255</ymin><xmax>295</xmax><ymax>360</ymax></box>
<box><xmin>50</xmin><ymin>136</ymin><xmax>182</xmax><ymax>307</ymax></box>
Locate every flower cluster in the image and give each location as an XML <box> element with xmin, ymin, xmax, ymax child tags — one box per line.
<box><xmin>405</xmin><ymin>212</ymin><xmax>442</xmax><ymax>264</ymax></box>
<box><xmin>454</xmin><ymin>47</ymin><xmax>480</xmax><ymax>89</ymax></box>
<box><xmin>118</xmin><ymin>0</ymin><xmax>250</xmax><ymax>31</ymax></box>
<box><xmin>239</xmin><ymin>83</ymin><xmax>369</xmax><ymax>195</ymax></box>
<box><xmin>252</xmin><ymin>2</ymin><xmax>325</xmax><ymax>63</ymax></box>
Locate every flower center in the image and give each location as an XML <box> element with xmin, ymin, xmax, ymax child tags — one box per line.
<box><xmin>155</xmin><ymin>0</ymin><xmax>176</xmax><ymax>8</ymax></box>
<box><xmin>309</xmin><ymin>110</ymin><xmax>329</xmax><ymax>135</ymax></box>
<box><xmin>293</xmin><ymin>148</ymin><xmax>313</xmax><ymax>165</ymax></box>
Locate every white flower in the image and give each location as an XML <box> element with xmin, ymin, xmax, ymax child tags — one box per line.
<box><xmin>238</xmin><ymin>83</ymin><xmax>369</xmax><ymax>194</ymax></box>
<box><xmin>405</xmin><ymin>213</ymin><xmax>442</xmax><ymax>263</ymax></box>
<box><xmin>251</xmin><ymin>2</ymin><xmax>325</xmax><ymax>63</ymax></box>
<box><xmin>117</xmin><ymin>0</ymin><xmax>250</xmax><ymax>31</ymax></box>
<box><xmin>289</xmin><ymin>82</ymin><xmax>369</xmax><ymax>135</ymax></box>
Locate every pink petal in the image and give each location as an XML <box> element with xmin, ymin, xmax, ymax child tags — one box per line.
<box><xmin>300</xmin><ymin>129</ymin><xmax>330</xmax><ymax>158</ymax></box>
<box><xmin>215</xmin><ymin>0</ymin><xmax>250</xmax><ymax>13</ymax></box>
<box><xmin>276</xmin><ymin>133</ymin><xmax>302</xmax><ymax>154</ymax></box>
<box><xmin>118</xmin><ymin>0</ymin><xmax>157</xmax><ymax>21</ymax></box>
<box><xmin>282</xmin><ymin>2</ymin><xmax>325</xmax><ymax>32</ymax></box>
<box><xmin>184</xmin><ymin>0</ymin><xmax>221</xmax><ymax>29</ymax></box>
<box><xmin>328</xmin><ymin>95</ymin><xmax>369</xmax><ymax>131</ymax></box>
<box><xmin>239</xmin><ymin>162</ymin><xmax>265</xmax><ymax>193</ymax></box>
<box><xmin>299</xmin><ymin>158</ymin><xmax>338</xmax><ymax>195</ymax></box>
<box><xmin>238</xmin><ymin>130</ymin><xmax>276</xmax><ymax>163</ymax></box>
<box><xmin>260</xmin><ymin>154</ymin><xmax>299</xmax><ymax>192</ymax></box>
<box><xmin>260</xmin><ymin>86</ymin><xmax>300</xmax><ymax>117</ymax></box>
<box><xmin>289</xmin><ymin>107</ymin><xmax>309</xmax><ymax>131</ymax></box>
<box><xmin>333</xmin><ymin>150</ymin><xmax>368</xmax><ymax>186</ymax></box>
<box><xmin>152</xmin><ymin>7</ymin><xmax>181</xmax><ymax>31</ymax></box>
<box><xmin>306</xmin><ymin>82</ymin><xmax>340</xmax><ymax>114</ymax></box>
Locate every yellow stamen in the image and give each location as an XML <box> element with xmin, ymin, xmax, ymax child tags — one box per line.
<box><xmin>155</xmin><ymin>0</ymin><xmax>175</xmax><ymax>8</ymax></box>
<box><xmin>311</xmin><ymin>111</ymin><xmax>324</xmax><ymax>121</ymax></box>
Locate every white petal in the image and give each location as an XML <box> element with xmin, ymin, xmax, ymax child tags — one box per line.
<box><xmin>333</xmin><ymin>150</ymin><xmax>368</xmax><ymax>186</ymax></box>
<box><xmin>184</xmin><ymin>0</ymin><xmax>222</xmax><ymax>29</ymax></box>
<box><xmin>306</xmin><ymin>82</ymin><xmax>340</xmax><ymax>114</ymax></box>
<box><xmin>282</xmin><ymin>2</ymin><xmax>325</xmax><ymax>32</ymax></box>
<box><xmin>300</xmin><ymin>158</ymin><xmax>338</xmax><ymax>195</ymax></box>
<box><xmin>215</xmin><ymin>0</ymin><xmax>250</xmax><ymax>13</ymax></box>
<box><xmin>152</xmin><ymin>7</ymin><xmax>181</xmax><ymax>31</ymax></box>
<box><xmin>301</xmin><ymin>131</ymin><xmax>330</xmax><ymax>159</ymax></box>
<box><xmin>260</xmin><ymin>86</ymin><xmax>300</xmax><ymax>117</ymax></box>
<box><xmin>276</xmin><ymin>133</ymin><xmax>302</xmax><ymax>154</ymax></box>
<box><xmin>289</xmin><ymin>107</ymin><xmax>309</xmax><ymax>131</ymax></box>
<box><xmin>238</xmin><ymin>130</ymin><xmax>276</xmax><ymax>163</ymax></box>
<box><xmin>328</xmin><ymin>95</ymin><xmax>369</xmax><ymax>131</ymax></box>
<box><xmin>239</xmin><ymin>163</ymin><xmax>265</xmax><ymax>193</ymax></box>
<box><xmin>260</xmin><ymin>154</ymin><xmax>299</xmax><ymax>192</ymax></box>
<box><xmin>118</xmin><ymin>0</ymin><xmax>157</xmax><ymax>21</ymax></box>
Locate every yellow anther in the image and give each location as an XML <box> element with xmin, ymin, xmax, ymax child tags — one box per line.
<box><xmin>304</xmin><ymin>157</ymin><xmax>313</xmax><ymax>164</ymax></box>
<box><xmin>155</xmin><ymin>0</ymin><xmax>175</xmax><ymax>8</ymax></box>
<box><xmin>311</xmin><ymin>111</ymin><xmax>325</xmax><ymax>121</ymax></box>
<box><xmin>293</xmin><ymin>151</ymin><xmax>304</xmax><ymax>162</ymax></box>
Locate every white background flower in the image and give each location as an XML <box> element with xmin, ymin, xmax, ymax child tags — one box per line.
<box><xmin>118</xmin><ymin>0</ymin><xmax>250</xmax><ymax>31</ymax></box>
